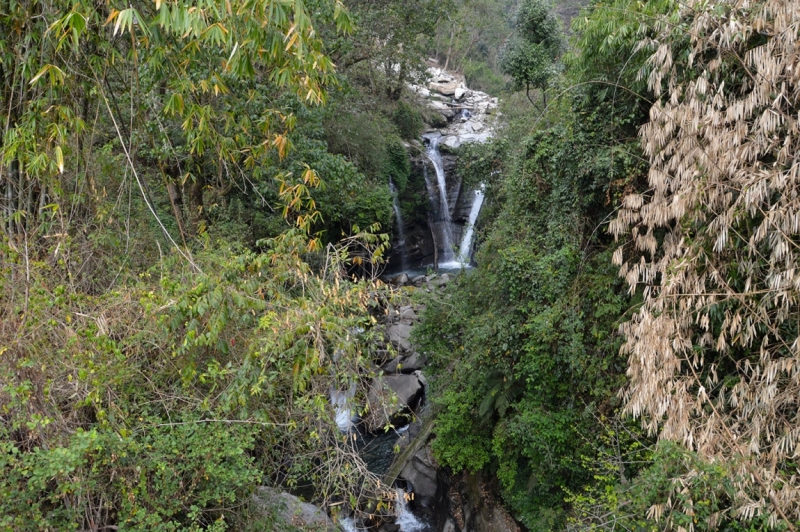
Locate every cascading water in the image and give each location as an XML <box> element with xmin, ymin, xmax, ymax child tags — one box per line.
<box><xmin>330</xmin><ymin>382</ymin><xmax>356</xmax><ymax>432</ymax></box>
<box><xmin>427</xmin><ymin>137</ymin><xmax>451</xmax><ymax>224</ymax></box>
<box><xmin>456</xmin><ymin>185</ymin><xmax>485</xmax><ymax>263</ymax></box>
<box><xmin>389</xmin><ymin>180</ymin><xmax>409</xmax><ymax>272</ymax></box>
<box><xmin>394</xmin><ymin>489</ymin><xmax>429</xmax><ymax>532</ymax></box>
<box><xmin>424</xmin><ymin>135</ymin><xmax>456</xmax><ymax>263</ymax></box>
<box><xmin>422</xmin><ymin>133</ymin><xmax>487</xmax><ymax>270</ymax></box>
<box><xmin>338</xmin><ymin>517</ymin><xmax>362</xmax><ymax>532</ymax></box>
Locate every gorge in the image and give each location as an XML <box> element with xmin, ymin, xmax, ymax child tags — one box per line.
<box><xmin>3</xmin><ymin>0</ymin><xmax>798</xmax><ymax>531</ymax></box>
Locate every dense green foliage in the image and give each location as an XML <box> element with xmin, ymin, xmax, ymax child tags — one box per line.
<box><xmin>414</xmin><ymin>0</ymin><xmax>707</xmax><ymax>529</ymax></box>
<box><xmin>430</xmin><ymin>0</ymin><xmax>518</xmax><ymax>93</ymax></box>
<box><xmin>0</xmin><ymin>0</ymin><xmax>441</xmax><ymax>529</ymax></box>
<box><xmin>417</xmin><ymin>0</ymin><xmax>800</xmax><ymax>530</ymax></box>
<box><xmin>4</xmin><ymin>0</ymin><xmax>799</xmax><ymax>529</ymax></box>
<box><xmin>416</xmin><ymin>101</ymin><xmax>645</xmax><ymax>529</ymax></box>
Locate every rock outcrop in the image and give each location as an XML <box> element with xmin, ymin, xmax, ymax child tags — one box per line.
<box><xmin>399</xmin><ymin>445</ymin><xmax>439</xmax><ymax>506</ymax></box>
<box><xmin>252</xmin><ymin>488</ymin><xmax>337</xmax><ymax>531</ymax></box>
<box><xmin>364</xmin><ymin>373</ymin><xmax>425</xmax><ymax>432</ymax></box>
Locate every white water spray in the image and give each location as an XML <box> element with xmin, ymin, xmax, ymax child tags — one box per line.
<box><xmin>395</xmin><ymin>489</ymin><xmax>427</xmax><ymax>532</ymax></box>
<box><xmin>338</xmin><ymin>517</ymin><xmax>361</xmax><ymax>532</ymax></box>
<box><xmin>330</xmin><ymin>382</ymin><xmax>356</xmax><ymax>432</ymax></box>
<box><xmin>456</xmin><ymin>185</ymin><xmax>485</xmax><ymax>263</ymax></box>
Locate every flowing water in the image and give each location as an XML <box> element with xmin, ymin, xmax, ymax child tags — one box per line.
<box><xmin>394</xmin><ymin>489</ymin><xmax>431</xmax><ymax>532</ymax></box>
<box><xmin>389</xmin><ymin>180</ymin><xmax>409</xmax><ymax>272</ymax></box>
<box><xmin>420</xmin><ymin>133</ymin><xmax>486</xmax><ymax>270</ymax></box>
<box><xmin>456</xmin><ymin>185</ymin><xmax>485</xmax><ymax>263</ymax></box>
<box><xmin>424</xmin><ymin>134</ymin><xmax>456</xmax><ymax>263</ymax></box>
<box><xmin>330</xmin><ymin>384</ymin><xmax>356</xmax><ymax>432</ymax></box>
<box><xmin>335</xmin><ymin>432</ymin><xmax>432</xmax><ymax>532</ymax></box>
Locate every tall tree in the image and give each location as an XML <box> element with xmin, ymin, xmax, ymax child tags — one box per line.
<box><xmin>0</xmin><ymin>0</ymin><xmax>350</xmax><ymax>248</ymax></box>
<box><xmin>500</xmin><ymin>0</ymin><xmax>563</xmax><ymax>109</ymax></box>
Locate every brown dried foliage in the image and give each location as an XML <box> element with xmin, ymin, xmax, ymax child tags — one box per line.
<box><xmin>611</xmin><ymin>0</ymin><xmax>800</xmax><ymax>526</ymax></box>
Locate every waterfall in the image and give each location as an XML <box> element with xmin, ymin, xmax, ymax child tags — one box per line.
<box><xmin>437</xmin><ymin>186</ymin><xmax>485</xmax><ymax>269</ymax></box>
<box><xmin>424</xmin><ymin>134</ymin><xmax>456</xmax><ymax>263</ymax></box>
<box><xmin>422</xmin><ymin>133</ymin><xmax>486</xmax><ymax>269</ymax></box>
<box><xmin>336</xmin><ymin>489</ymin><xmax>430</xmax><ymax>532</ymax></box>
<box><xmin>394</xmin><ymin>489</ymin><xmax>427</xmax><ymax>532</ymax></box>
<box><xmin>389</xmin><ymin>180</ymin><xmax>409</xmax><ymax>271</ymax></box>
<box><xmin>456</xmin><ymin>186</ymin><xmax>485</xmax><ymax>263</ymax></box>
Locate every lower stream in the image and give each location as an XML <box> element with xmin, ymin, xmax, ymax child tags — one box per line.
<box><xmin>334</xmin><ymin>405</ymin><xmax>435</xmax><ymax>531</ymax></box>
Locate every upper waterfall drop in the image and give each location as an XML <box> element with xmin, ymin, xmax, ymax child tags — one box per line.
<box><xmin>387</xmin><ymin>66</ymin><xmax>497</xmax><ymax>272</ymax></box>
<box><xmin>426</xmin><ymin>135</ymin><xmax>452</xmax><ymax>224</ymax></box>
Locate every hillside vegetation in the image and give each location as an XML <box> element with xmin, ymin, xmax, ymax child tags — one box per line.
<box><xmin>3</xmin><ymin>0</ymin><xmax>800</xmax><ymax>530</ymax></box>
<box><xmin>417</xmin><ymin>0</ymin><xmax>800</xmax><ymax>529</ymax></box>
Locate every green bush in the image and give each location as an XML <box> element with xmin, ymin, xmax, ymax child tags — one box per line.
<box><xmin>392</xmin><ymin>101</ymin><xmax>424</xmax><ymax>140</ymax></box>
<box><xmin>0</xmin><ymin>230</ymin><xmax>391</xmax><ymax>530</ymax></box>
<box><xmin>415</xmin><ymin>100</ymin><xmax>644</xmax><ymax>529</ymax></box>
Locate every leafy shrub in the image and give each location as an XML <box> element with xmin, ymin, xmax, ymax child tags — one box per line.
<box><xmin>392</xmin><ymin>101</ymin><xmax>424</xmax><ymax>140</ymax></box>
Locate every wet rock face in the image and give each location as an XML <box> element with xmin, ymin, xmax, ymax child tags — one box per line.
<box><xmin>364</xmin><ymin>373</ymin><xmax>425</xmax><ymax>432</ymax></box>
<box><xmin>400</xmin><ymin>446</ymin><xmax>439</xmax><ymax>506</ymax></box>
<box><xmin>444</xmin><ymin>471</ymin><xmax>521</xmax><ymax>532</ymax></box>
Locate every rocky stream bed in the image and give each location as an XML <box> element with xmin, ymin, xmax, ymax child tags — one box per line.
<box><xmin>250</xmin><ymin>65</ymin><xmax>517</xmax><ymax>532</ymax></box>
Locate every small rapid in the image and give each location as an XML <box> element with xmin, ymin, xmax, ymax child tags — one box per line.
<box><xmin>394</xmin><ymin>489</ymin><xmax>431</xmax><ymax>532</ymax></box>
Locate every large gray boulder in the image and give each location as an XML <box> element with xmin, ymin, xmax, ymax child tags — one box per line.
<box><xmin>364</xmin><ymin>374</ymin><xmax>424</xmax><ymax>432</ymax></box>
<box><xmin>399</xmin><ymin>352</ymin><xmax>427</xmax><ymax>373</ymax></box>
<box><xmin>386</xmin><ymin>322</ymin><xmax>413</xmax><ymax>352</ymax></box>
<box><xmin>252</xmin><ymin>487</ymin><xmax>335</xmax><ymax>531</ymax></box>
<box><xmin>381</xmin><ymin>355</ymin><xmax>402</xmax><ymax>374</ymax></box>
<box><xmin>429</xmin><ymin>81</ymin><xmax>459</xmax><ymax>96</ymax></box>
<box><xmin>399</xmin><ymin>306</ymin><xmax>418</xmax><ymax>321</ymax></box>
<box><xmin>392</xmin><ymin>273</ymin><xmax>410</xmax><ymax>287</ymax></box>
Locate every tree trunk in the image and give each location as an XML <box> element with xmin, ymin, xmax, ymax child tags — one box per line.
<box><xmin>188</xmin><ymin>173</ymin><xmax>205</xmax><ymax>236</ymax></box>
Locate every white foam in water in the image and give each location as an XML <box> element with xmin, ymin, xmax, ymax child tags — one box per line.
<box><xmin>395</xmin><ymin>489</ymin><xmax>427</xmax><ymax>532</ymax></box>
<box><xmin>330</xmin><ymin>384</ymin><xmax>356</xmax><ymax>432</ymax></box>
<box><xmin>456</xmin><ymin>186</ymin><xmax>485</xmax><ymax>263</ymax></box>
<box><xmin>338</xmin><ymin>517</ymin><xmax>360</xmax><ymax>532</ymax></box>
